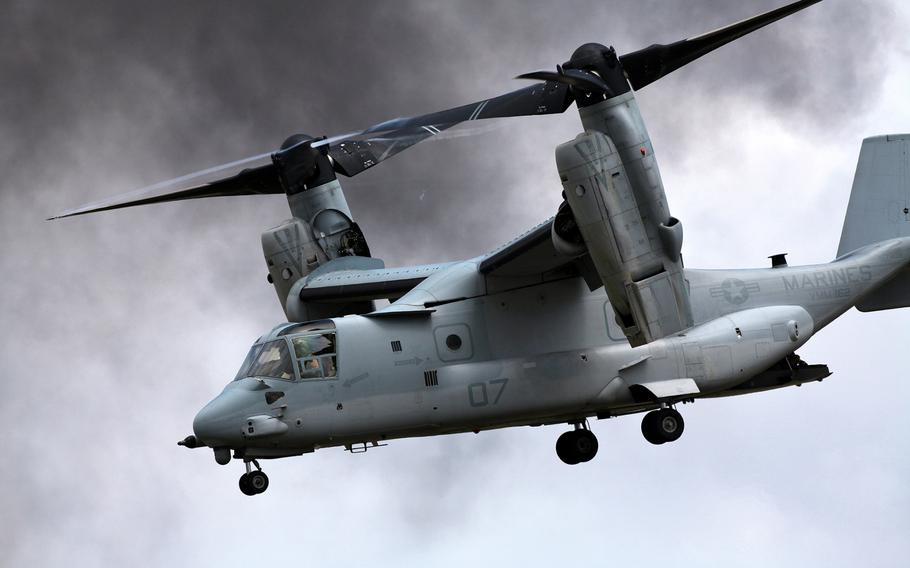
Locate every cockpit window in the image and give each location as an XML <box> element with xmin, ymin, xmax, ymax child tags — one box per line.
<box><xmin>292</xmin><ymin>333</ymin><xmax>335</xmax><ymax>357</ymax></box>
<box><xmin>292</xmin><ymin>333</ymin><xmax>337</xmax><ymax>380</ymax></box>
<box><xmin>237</xmin><ymin>339</ymin><xmax>294</xmax><ymax>381</ymax></box>
<box><xmin>234</xmin><ymin>343</ymin><xmax>262</xmax><ymax>380</ymax></box>
<box><xmin>278</xmin><ymin>319</ymin><xmax>335</xmax><ymax>337</ymax></box>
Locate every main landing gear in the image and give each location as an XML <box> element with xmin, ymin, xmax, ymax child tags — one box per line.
<box><xmin>239</xmin><ymin>459</ymin><xmax>269</xmax><ymax>496</ymax></box>
<box><xmin>641</xmin><ymin>407</ymin><xmax>685</xmax><ymax>445</ymax></box>
<box><xmin>556</xmin><ymin>421</ymin><xmax>599</xmax><ymax>465</ymax></box>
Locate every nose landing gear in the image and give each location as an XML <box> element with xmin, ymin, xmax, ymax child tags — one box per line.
<box><xmin>239</xmin><ymin>459</ymin><xmax>270</xmax><ymax>496</ymax></box>
<box><xmin>555</xmin><ymin>421</ymin><xmax>599</xmax><ymax>465</ymax></box>
<box><xmin>641</xmin><ymin>407</ymin><xmax>685</xmax><ymax>445</ymax></box>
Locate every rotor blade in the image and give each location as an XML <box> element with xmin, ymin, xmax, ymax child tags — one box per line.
<box><xmin>324</xmin><ymin>81</ymin><xmax>572</xmax><ymax>177</ymax></box>
<box><xmin>619</xmin><ymin>0</ymin><xmax>822</xmax><ymax>90</ymax></box>
<box><xmin>53</xmin><ymin>79</ymin><xmax>573</xmax><ymax>217</ymax></box>
<box><xmin>49</xmin><ymin>158</ymin><xmax>281</xmax><ymax>219</ymax></box>
<box><xmin>328</xmin><ymin>120</ymin><xmax>505</xmax><ymax>177</ymax></box>
<box><xmin>328</xmin><ymin>123</ymin><xmax>459</xmax><ymax>177</ymax></box>
<box><xmin>516</xmin><ymin>69</ymin><xmax>612</xmax><ymax>96</ymax></box>
<box><xmin>361</xmin><ymin>81</ymin><xmax>573</xmax><ymax>135</ymax></box>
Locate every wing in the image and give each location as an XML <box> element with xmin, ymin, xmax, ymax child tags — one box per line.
<box><xmin>296</xmin><ymin>219</ymin><xmax>588</xmax><ymax>310</ymax></box>
<box><xmin>296</xmin><ymin>261</ymin><xmax>455</xmax><ymax>303</ymax></box>
<box><xmin>479</xmin><ymin>218</ymin><xmax>593</xmax><ymax>291</ymax></box>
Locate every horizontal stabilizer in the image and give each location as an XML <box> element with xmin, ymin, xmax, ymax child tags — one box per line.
<box><xmin>857</xmin><ymin>266</ymin><xmax>910</xmax><ymax>312</ymax></box>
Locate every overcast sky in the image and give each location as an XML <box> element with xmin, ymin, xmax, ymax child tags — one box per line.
<box><xmin>3</xmin><ymin>1</ymin><xmax>909</xmax><ymax>566</ymax></box>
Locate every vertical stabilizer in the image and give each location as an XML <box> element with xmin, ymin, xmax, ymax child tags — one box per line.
<box><xmin>837</xmin><ymin>134</ymin><xmax>910</xmax><ymax>312</ymax></box>
<box><xmin>837</xmin><ymin>134</ymin><xmax>910</xmax><ymax>257</ymax></box>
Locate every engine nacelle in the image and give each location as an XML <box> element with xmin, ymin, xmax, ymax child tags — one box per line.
<box><xmin>262</xmin><ymin>177</ymin><xmax>375</xmax><ymax>321</ymax></box>
<box><xmin>262</xmin><ymin>217</ymin><xmax>326</xmax><ymax>311</ymax></box>
<box><xmin>556</xmin><ymin>125</ymin><xmax>691</xmax><ymax>345</ymax></box>
<box><xmin>550</xmin><ymin>201</ymin><xmax>587</xmax><ymax>258</ymax></box>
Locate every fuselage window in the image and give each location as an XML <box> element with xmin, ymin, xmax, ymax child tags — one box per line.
<box><xmin>292</xmin><ymin>333</ymin><xmax>338</xmax><ymax>380</ymax></box>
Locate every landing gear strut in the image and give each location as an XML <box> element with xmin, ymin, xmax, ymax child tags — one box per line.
<box><xmin>641</xmin><ymin>408</ymin><xmax>685</xmax><ymax>445</ymax></box>
<box><xmin>556</xmin><ymin>421</ymin><xmax>599</xmax><ymax>465</ymax></box>
<box><xmin>239</xmin><ymin>459</ymin><xmax>269</xmax><ymax>496</ymax></box>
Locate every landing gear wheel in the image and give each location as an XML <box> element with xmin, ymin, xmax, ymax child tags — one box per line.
<box><xmin>239</xmin><ymin>473</ymin><xmax>256</xmax><ymax>496</ymax></box>
<box><xmin>641</xmin><ymin>412</ymin><xmax>664</xmax><ymax>445</ymax></box>
<box><xmin>641</xmin><ymin>408</ymin><xmax>685</xmax><ymax>445</ymax></box>
<box><xmin>556</xmin><ymin>431</ymin><xmax>580</xmax><ymax>465</ymax></box>
<box><xmin>238</xmin><ymin>460</ymin><xmax>269</xmax><ymax>496</ymax></box>
<box><xmin>555</xmin><ymin>428</ymin><xmax>599</xmax><ymax>465</ymax></box>
<box><xmin>572</xmin><ymin>429</ymin><xmax>599</xmax><ymax>463</ymax></box>
<box><xmin>247</xmin><ymin>470</ymin><xmax>269</xmax><ymax>494</ymax></box>
<box><xmin>657</xmin><ymin>408</ymin><xmax>684</xmax><ymax>442</ymax></box>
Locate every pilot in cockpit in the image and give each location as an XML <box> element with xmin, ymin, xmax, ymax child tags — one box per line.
<box><xmin>301</xmin><ymin>358</ymin><xmax>321</xmax><ymax>379</ymax></box>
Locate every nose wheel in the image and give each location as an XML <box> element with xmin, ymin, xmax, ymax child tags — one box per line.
<box><xmin>641</xmin><ymin>408</ymin><xmax>685</xmax><ymax>445</ymax></box>
<box><xmin>555</xmin><ymin>422</ymin><xmax>599</xmax><ymax>465</ymax></box>
<box><xmin>239</xmin><ymin>459</ymin><xmax>269</xmax><ymax>496</ymax></box>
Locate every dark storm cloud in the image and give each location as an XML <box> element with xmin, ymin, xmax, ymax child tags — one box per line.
<box><xmin>1</xmin><ymin>1</ymin><xmax>908</xmax><ymax>566</ymax></box>
<box><xmin>5</xmin><ymin>1</ymin><xmax>896</xmax><ymax>258</ymax></box>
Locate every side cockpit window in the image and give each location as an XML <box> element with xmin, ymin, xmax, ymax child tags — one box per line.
<box><xmin>292</xmin><ymin>333</ymin><xmax>337</xmax><ymax>380</ymax></box>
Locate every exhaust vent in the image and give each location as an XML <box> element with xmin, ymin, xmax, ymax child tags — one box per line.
<box><xmin>769</xmin><ymin>253</ymin><xmax>788</xmax><ymax>268</ymax></box>
<box><xmin>424</xmin><ymin>369</ymin><xmax>438</xmax><ymax>387</ymax></box>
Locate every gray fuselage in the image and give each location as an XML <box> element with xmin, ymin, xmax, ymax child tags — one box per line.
<box><xmin>192</xmin><ymin>237</ymin><xmax>910</xmax><ymax>459</ymax></box>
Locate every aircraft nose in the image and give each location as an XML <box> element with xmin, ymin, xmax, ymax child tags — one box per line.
<box><xmin>192</xmin><ymin>387</ymin><xmax>251</xmax><ymax>447</ymax></box>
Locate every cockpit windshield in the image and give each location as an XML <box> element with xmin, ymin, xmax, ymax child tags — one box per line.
<box><xmin>234</xmin><ymin>339</ymin><xmax>294</xmax><ymax>381</ymax></box>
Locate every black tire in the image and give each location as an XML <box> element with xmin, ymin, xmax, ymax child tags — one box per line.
<box><xmin>655</xmin><ymin>408</ymin><xmax>684</xmax><ymax>442</ymax></box>
<box><xmin>573</xmin><ymin>429</ymin><xmax>599</xmax><ymax>463</ymax></box>
<box><xmin>556</xmin><ymin>431</ymin><xmax>581</xmax><ymax>465</ymax></box>
<box><xmin>641</xmin><ymin>411</ymin><xmax>665</xmax><ymax>445</ymax></box>
<box><xmin>248</xmin><ymin>470</ymin><xmax>270</xmax><ymax>494</ymax></box>
<box><xmin>556</xmin><ymin>429</ymin><xmax>599</xmax><ymax>464</ymax></box>
<box><xmin>238</xmin><ymin>473</ymin><xmax>256</xmax><ymax>496</ymax></box>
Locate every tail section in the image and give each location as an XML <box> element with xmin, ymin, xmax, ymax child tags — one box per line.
<box><xmin>838</xmin><ymin>134</ymin><xmax>909</xmax><ymax>256</ymax></box>
<box><xmin>837</xmin><ymin>134</ymin><xmax>910</xmax><ymax>312</ymax></box>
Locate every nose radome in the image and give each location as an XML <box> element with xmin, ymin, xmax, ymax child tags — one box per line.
<box><xmin>192</xmin><ymin>388</ymin><xmax>252</xmax><ymax>447</ymax></box>
<box><xmin>192</xmin><ymin>404</ymin><xmax>222</xmax><ymax>446</ymax></box>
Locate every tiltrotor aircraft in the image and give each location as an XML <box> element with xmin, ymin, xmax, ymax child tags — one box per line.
<box><xmin>52</xmin><ymin>0</ymin><xmax>910</xmax><ymax>496</ymax></box>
